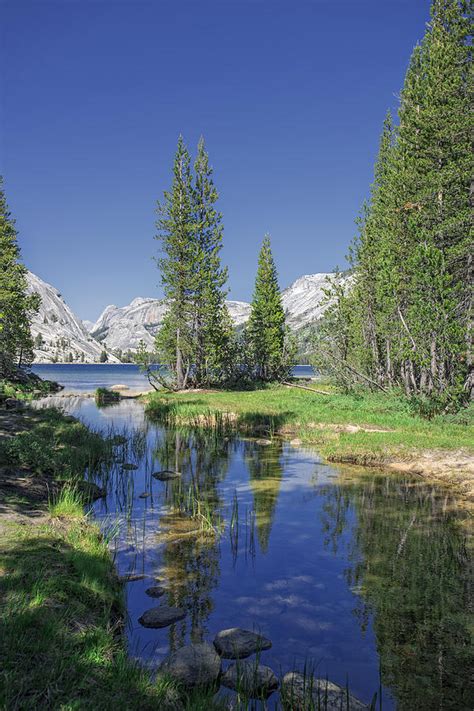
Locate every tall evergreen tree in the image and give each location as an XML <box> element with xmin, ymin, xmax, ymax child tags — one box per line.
<box><xmin>247</xmin><ymin>235</ymin><xmax>292</xmax><ymax>381</ymax></box>
<box><xmin>155</xmin><ymin>136</ymin><xmax>196</xmax><ymax>389</ymax></box>
<box><xmin>155</xmin><ymin>136</ymin><xmax>233</xmax><ymax>388</ymax></box>
<box><xmin>0</xmin><ymin>177</ymin><xmax>39</xmax><ymax>379</ymax></box>
<box><xmin>316</xmin><ymin>0</ymin><xmax>472</xmax><ymax>408</ymax></box>
<box><xmin>192</xmin><ymin>137</ymin><xmax>233</xmax><ymax>385</ymax></box>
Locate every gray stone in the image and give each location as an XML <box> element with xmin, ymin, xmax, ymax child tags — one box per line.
<box><xmin>145</xmin><ymin>586</ymin><xmax>166</xmax><ymax>598</ymax></box>
<box><xmin>119</xmin><ymin>573</ymin><xmax>146</xmax><ymax>583</ymax></box>
<box><xmin>153</xmin><ymin>470</ymin><xmax>181</xmax><ymax>481</ymax></box>
<box><xmin>122</xmin><ymin>463</ymin><xmax>138</xmax><ymax>471</ymax></box>
<box><xmin>138</xmin><ymin>605</ymin><xmax>186</xmax><ymax>628</ymax></box>
<box><xmin>160</xmin><ymin>642</ymin><xmax>221</xmax><ymax>688</ymax></box>
<box><xmin>221</xmin><ymin>661</ymin><xmax>278</xmax><ymax>698</ymax></box>
<box><xmin>213</xmin><ymin>628</ymin><xmax>272</xmax><ymax>659</ymax></box>
<box><xmin>281</xmin><ymin>673</ymin><xmax>367</xmax><ymax>711</ymax></box>
<box><xmin>255</xmin><ymin>438</ymin><xmax>272</xmax><ymax>446</ymax></box>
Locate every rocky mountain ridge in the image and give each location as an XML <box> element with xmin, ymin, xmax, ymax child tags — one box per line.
<box><xmin>28</xmin><ymin>270</ymin><xmax>340</xmax><ymax>362</ymax></box>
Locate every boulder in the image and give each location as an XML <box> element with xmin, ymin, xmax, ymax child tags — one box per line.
<box><xmin>153</xmin><ymin>470</ymin><xmax>181</xmax><ymax>481</ymax></box>
<box><xmin>160</xmin><ymin>642</ymin><xmax>221</xmax><ymax>688</ymax></box>
<box><xmin>221</xmin><ymin>661</ymin><xmax>278</xmax><ymax>698</ymax></box>
<box><xmin>281</xmin><ymin>673</ymin><xmax>367</xmax><ymax>710</ymax></box>
<box><xmin>255</xmin><ymin>438</ymin><xmax>272</xmax><ymax>446</ymax></box>
<box><xmin>138</xmin><ymin>605</ymin><xmax>186</xmax><ymax>628</ymax></box>
<box><xmin>139</xmin><ymin>492</ymin><xmax>151</xmax><ymax>499</ymax></box>
<box><xmin>119</xmin><ymin>573</ymin><xmax>146</xmax><ymax>583</ymax></box>
<box><xmin>145</xmin><ymin>586</ymin><xmax>166</xmax><ymax>598</ymax></box>
<box><xmin>213</xmin><ymin>628</ymin><xmax>272</xmax><ymax>659</ymax></box>
<box><xmin>122</xmin><ymin>463</ymin><xmax>138</xmax><ymax>471</ymax></box>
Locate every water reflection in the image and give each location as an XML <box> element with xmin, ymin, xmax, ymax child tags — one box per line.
<box><xmin>38</xmin><ymin>397</ymin><xmax>472</xmax><ymax>710</ymax></box>
<box><xmin>320</xmin><ymin>473</ymin><xmax>473</xmax><ymax>710</ymax></box>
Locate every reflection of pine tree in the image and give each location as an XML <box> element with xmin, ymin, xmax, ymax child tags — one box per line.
<box><xmin>319</xmin><ymin>474</ymin><xmax>472</xmax><ymax>710</ymax></box>
<box><xmin>154</xmin><ymin>429</ymin><xmax>231</xmax><ymax>647</ymax></box>
<box><xmin>244</xmin><ymin>440</ymin><xmax>284</xmax><ymax>552</ymax></box>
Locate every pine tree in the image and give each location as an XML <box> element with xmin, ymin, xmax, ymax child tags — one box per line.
<box><xmin>192</xmin><ymin>137</ymin><xmax>233</xmax><ymax>385</ymax></box>
<box><xmin>316</xmin><ymin>0</ymin><xmax>472</xmax><ymax>408</ymax></box>
<box><xmin>0</xmin><ymin>177</ymin><xmax>39</xmax><ymax>379</ymax></box>
<box><xmin>155</xmin><ymin>136</ymin><xmax>196</xmax><ymax>389</ymax></box>
<box><xmin>246</xmin><ymin>235</ymin><xmax>291</xmax><ymax>381</ymax></box>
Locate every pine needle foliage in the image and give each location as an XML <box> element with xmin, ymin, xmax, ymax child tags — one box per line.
<box><xmin>315</xmin><ymin>0</ymin><xmax>473</xmax><ymax>412</ymax></box>
<box><xmin>0</xmin><ymin>177</ymin><xmax>39</xmax><ymax>379</ymax></box>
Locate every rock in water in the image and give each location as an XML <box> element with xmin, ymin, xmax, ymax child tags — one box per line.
<box><xmin>221</xmin><ymin>661</ymin><xmax>278</xmax><ymax>698</ymax></box>
<box><xmin>152</xmin><ymin>470</ymin><xmax>181</xmax><ymax>481</ymax></box>
<box><xmin>145</xmin><ymin>586</ymin><xmax>166</xmax><ymax>598</ymax></box>
<box><xmin>138</xmin><ymin>605</ymin><xmax>186</xmax><ymax>628</ymax></box>
<box><xmin>281</xmin><ymin>673</ymin><xmax>367</xmax><ymax>710</ymax></box>
<box><xmin>122</xmin><ymin>463</ymin><xmax>138</xmax><ymax>471</ymax></box>
<box><xmin>213</xmin><ymin>628</ymin><xmax>272</xmax><ymax>659</ymax></box>
<box><xmin>160</xmin><ymin>642</ymin><xmax>221</xmax><ymax>688</ymax></box>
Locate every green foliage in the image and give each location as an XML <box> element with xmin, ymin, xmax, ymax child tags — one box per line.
<box><xmin>246</xmin><ymin>235</ymin><xmax>295</xmax><ymax>381</ymax></box>
<box><xmin>314</xmin><ymin>0</ymin><xmax>473</xmax><ymax>411</ymax></box>
<box><xmin>155</xmin><ymin>136</ymin><xmax>234</xmax><ymax>389</ymax></box>
<box><xmin>99</xmin><ymin>350</ymin><xmax>108</xmax><ymax>363</ymax></box>
<box><xmin>0</xmin><ymin>176</ymin><xmax>40</xmax><ymax>379</ymax></box>
<box><xmin>95</xmin><ymin>387</ymin><xmax>120</xmax><ymax>405</ymax></box>
<box><xmin>0</xmin><ymin>407</ymin><xmax>112</xmax><ymax>477</ymax></box>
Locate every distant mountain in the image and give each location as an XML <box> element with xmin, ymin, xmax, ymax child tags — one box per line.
<box><xmin>26</xmin><ymin>272</ymin><xmax>119</xmax><ymax>363</ymax></box>
<box><xmin>90</xmin><ymin>272</ymin><xmax>338</xmax><ymax>354</ymax></box>
<box><xmin>28</xmin><ymin>270</ymin><xmax>342</xmax><ymax>362</ymax></box>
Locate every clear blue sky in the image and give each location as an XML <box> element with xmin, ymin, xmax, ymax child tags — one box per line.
<box><xmin>1</xmin><ymin>0</ymin><xmax>430</xmax><ymax>321</ymax></box>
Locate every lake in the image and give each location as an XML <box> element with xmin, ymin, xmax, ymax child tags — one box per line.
<box><xmin>35</xmin><ymin>383</ymin><xmax>472</xmax><ymax>709</ymax></box>
<box><xmin>31</xmin><ymin>363</ymin><xmax>316</xmax><ymax>392</ymax></box>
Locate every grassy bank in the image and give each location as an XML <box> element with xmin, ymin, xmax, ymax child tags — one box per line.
<box><xmin>145</xmin><ymin>386</ymin><xmax>474</xmax><ymax>478</ymax></box>
<box><xmin>0</xmin><ymin>404</ymin><xmax>225</xmax><ymax>710</ymax></box>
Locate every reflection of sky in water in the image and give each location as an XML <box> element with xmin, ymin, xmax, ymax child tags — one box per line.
<box><xmin>37</xmin><ymin>396</ymin><xmax>471</xmax><ymax>711</ymax></box>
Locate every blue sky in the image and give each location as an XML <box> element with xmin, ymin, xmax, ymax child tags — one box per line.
<box><xmin>1</xmin><ymin>0</ymin><xmax>429</xmax><ymax>321</ymax></box>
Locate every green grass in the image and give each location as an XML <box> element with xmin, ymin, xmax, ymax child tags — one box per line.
<box><xmin>95</xmin><ymin>387</ymin><xmax>121</xmax><ymax>405</ymax></box>
<box><xmin>145</xmin><ymin>385</ymin><xmax>474</xmax><ymax>464</ymax></box>
<box><xmin>0</xmin><ymin>405</ymin><xmax>114</xmax><ymax>478</ymax></box>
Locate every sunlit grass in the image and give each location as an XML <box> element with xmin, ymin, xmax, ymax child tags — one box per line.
<box><xmin>145</xmin><ymin>386</ymin><xmax>474</xmax><ymax>460</ymax></box>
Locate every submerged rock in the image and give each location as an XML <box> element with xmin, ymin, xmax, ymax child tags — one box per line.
<box><xmin>213</xmin><ymin>628</ymin><xmax>272</xmax><ymax>659</ymax></box>
<box><xmin>139</xmin><ymin>492</ymin><xmax>151</xmax><ymax>499</ymax></box>
<box><xmin>119</xmin><ymin>573</ymin><xmax>146</xmax><ymax>583</ymax></box>
<box><xmin>221</xmin><ymin>661</ymin><xmax>278</xmax><ymax>698</ymax></box>
<box><xmin>281</xmin><ymin>673</ymin><xmax>367</xmax><ymax>710</ymax></box>
<box><xmin>160</xmin><ymin>642</ymin><xmax>221</xmax><ymax>688</ymax></box>
<box><xmin>138</xmin><ymin>605</ymin><xmax>186</xmax><ymax>628</ymax></box>
<box><xmin>122</xmin><ymin>463</ymin><xmax>138</xmax><ymax>471</ymax></box>
<box><xmin>153</xmin><ymin>470</ymin><xmax>181</xmax><ymax>481</ymax></box>
<box><xmin>145</xmin><ymin>586</ymin><xmax>166</xmax><ymax>598</ymax></box>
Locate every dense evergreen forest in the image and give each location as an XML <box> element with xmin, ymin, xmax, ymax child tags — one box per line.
<box><xmin>314</xmin><ymin>0</ymin><xmax>472</xmax><ymax>412</ymax></box>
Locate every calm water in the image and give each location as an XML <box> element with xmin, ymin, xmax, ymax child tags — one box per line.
<box><xmin>37</xmin><ymin>395</ymin><xmax>473</xmax><ymax>710</ymax></box>
<box><xmin>31</xmin><ymin>363</ymin><xmax>317</xmax><ymax>392</ymax></box>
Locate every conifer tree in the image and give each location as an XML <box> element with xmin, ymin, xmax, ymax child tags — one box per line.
<box><xmin>155</xmin><ymin>136</ymin><xmax>196</xmax><ymax>389</ymax></box>
<box><xmin>192</xmin><ymin>137</ymin><xmax>233</xmax><ymax>385</ymax></box>
<box><xmin>0</xmin><ymin>177</ymin><xmax>39</xmax><ymax>379</ymax></box>
<box><xmin>155</xmin><ymin>136</ymin><xmax>234</xmax><ymax>388</ymax></box>
<box><xmin>247</xmin><ymin>235</ymin><xmax>292</xmax><ymax>381</ymax></box>
<box><xmin>316</xmin><ymin>0</ymin><xmax>472</xmax><ymax>408</ymax></box>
